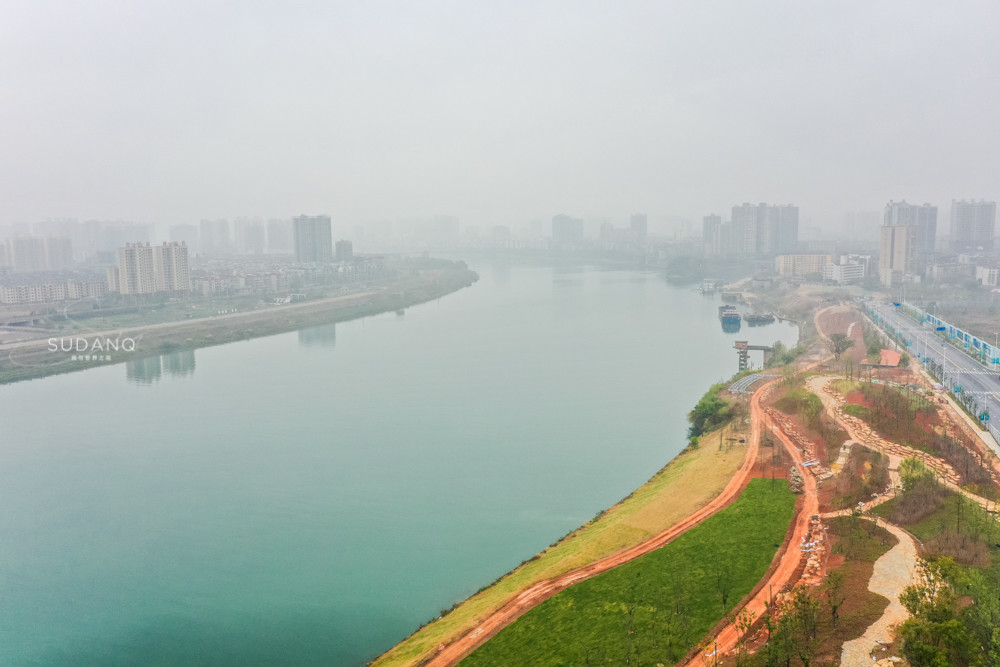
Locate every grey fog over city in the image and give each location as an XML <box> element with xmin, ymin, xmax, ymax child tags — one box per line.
<box><xmin>2</xmin><ymin>1</ymin><xmax>999</xmax><ymax>230</ymax></box>
<box><xmin>3</xmin><ymin>3</ymin><xmax>1000</xmax><ymax>667</ymax></box>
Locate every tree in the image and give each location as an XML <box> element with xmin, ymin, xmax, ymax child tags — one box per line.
<box><xmin>899</xmin><ymin>558</ymin><xmax>981</xmax><ymax>667</ymax></box>
<box><xmin>716</xmin><ymin>560</ymin><xmax>733</xmax><ymax>613</ymax></box>
<box><xmin>789</xmin><ymin>586</ymin><xmax>820</xmax><ymax>666</ymax></box>
<box><xmin>900</xmin><ymin>353</ymin><xmax>911</xmax><ymax>368</ymax></box>
<box><xmin>729</xmin><ymin>608</ymin><xmax>755</xmax><ymax>667</ymax></box>
<box><xmin>688</xmin><ymin>384</ymin><xmax>731</xmax><ymax>437</ymax></box>
<box><xmin>828</xmin><ymin>333</ymin><xmax>855</xmax><ymax>360</ymax></box>
<box><xmin>824</xmin><ymin>570</ymin><xmax>846</xmax><ymax>628</ymax></box>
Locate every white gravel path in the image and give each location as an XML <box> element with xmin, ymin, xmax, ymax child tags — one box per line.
<box><xmin>840</xmin><ymin>521</ymin><xmax>919</xmax><ymax>666</ymax></box>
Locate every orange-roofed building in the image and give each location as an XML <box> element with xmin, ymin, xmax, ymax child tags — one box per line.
<box><xmin>880</xmin><ymin>349</ymin><xmax>902</xmax><ymax>367</ymax></box>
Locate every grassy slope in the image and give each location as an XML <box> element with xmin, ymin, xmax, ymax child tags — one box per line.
<box><xmin>461</xmin><ymin>479</ymin><xmax>796</xmax><ymax>667</ymax></box>
<box><xmin>372</xmin><ymin>429</ymin><xmax>752</xmax><ymax>667</ymax></box>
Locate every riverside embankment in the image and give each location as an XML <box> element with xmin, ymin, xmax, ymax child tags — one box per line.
<box><xmin>0</xmin><ymin>266</ymin><xmax>478</xmax><ymax>384</ymax></box>
<box><xmin>371</xmin><ymin>417</ymin><xmax>761</xmax><ymax>667</ymax></box>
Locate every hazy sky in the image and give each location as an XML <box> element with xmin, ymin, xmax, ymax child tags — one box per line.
<box><xmin>3</xmin><ymin>1</ymin><xmax>998</xmax><ymax>229</ymax></box>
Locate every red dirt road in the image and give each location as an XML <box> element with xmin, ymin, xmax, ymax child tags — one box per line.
<box><xmin>682</xmin><ymin>306</ymin><xmax>838</xmax><ymax>666</ymax></box>
<box><xmin>426</xmin><ymin>306</ymin><xmax>840</xmax><ymax>667</ymax></box>
<box><xmin>683</xmin><ymin>402</ymin><xmax>819</xmax><ymax>666</ymax></box>
<box><xmin>423</xmin><ymin>384</ymin><xmax>773</xmax><ymax>667</ymax></box>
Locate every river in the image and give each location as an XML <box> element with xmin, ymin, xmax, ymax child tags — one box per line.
<box><xmin>0</xmin><ymin>262</ymin><xmax>797</xmax><ymax>666</ymax></box>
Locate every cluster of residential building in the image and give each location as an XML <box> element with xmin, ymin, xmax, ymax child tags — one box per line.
<box><xmin>189</xmin><ymin>255</ymin><xmax>384</xmax><ymax>297</ymax></box>
<box><xmin>0</xmin><ymin>236</ymin><xmax>74</xmax><ymax>272</ymax></box>
<box><xmin>878</xmin><ymin>199</ymin><xmax>997</xmax><ymax>287</ymax></box>
<box><xmin>773</xmin><ymin>253</ymin><xmax>873</xmax><ymax>284</ymax></box>
<box><xmin>0</xmin><ymin>213</ymin><xmax>367</xmax><ymax>305</ymax></box>
<box><xmin>702</xmin><ymin>203</ymin><xmax>800</xmax><ymax>257</ymax></box>
<box><xmin>0</xmin><ymin>277</ymin><xmax>108</xmax><ymax>305</ymax></box>
<box><xmin>106</xmin><ymin>242</ymin><xmax>192</xmax><ymax>295</ymax></box>
<box><xmin>699</xmin><ymin>198</ymin><xmax>999</xmax><ymax>289</ymax></box>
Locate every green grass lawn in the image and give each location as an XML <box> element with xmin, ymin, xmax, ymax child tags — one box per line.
<box><xmin>461</xmin><ymin>479</ymin><xmax>796</xmax><ymax>667</ymax></box>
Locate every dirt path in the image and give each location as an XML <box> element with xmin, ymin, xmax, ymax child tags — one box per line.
<box><xmin>684</xmin><ymin>392</ymin><xmax>820</xmax><ymax>667</ymax></box>
<box><xmin>839</xmin><ymin>521</ymin><xmax>920</xmax><ymax>666</ymax></box>
<box><xmin>424</xmin><ymin>381</ymin><xmax>774</xmax><ymax>666</ymax></box>
<box><xmin>680</xmin><ymin>309</ymin><xmax>845</xmax><ymax>666</ymax></box>
<box><xmin>807</xmin><ymin>375</ymin><xmax>995</xmax><ymax>512</ymax></box>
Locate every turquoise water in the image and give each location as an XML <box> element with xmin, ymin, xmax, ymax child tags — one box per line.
<box><xmin>0</xmin><ymin>264</ymin><xmax>797</xmax><ymax>666</ymax></box>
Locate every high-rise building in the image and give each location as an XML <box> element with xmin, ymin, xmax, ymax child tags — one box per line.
<box><xmin>703</xmin><ymin>214</ymin><xmax>722</xmax><ymax>255</ymax></box>
<box><xmin>2</xmin><ymin>236</ymin><xmax>73</xmax><ymax>271</ymax></box>
<box><xmin>552</xmin><ymin>214</ymin><xmax>583</xmax><ymax>246</ymax></box>
<box><xmin>267</xmin><ymin>219</ymin><xmax>293</xmax><ymax>253</ymax></box>
<box><xmin>950</xmin><ymin>200</ymin><xmax>996</xmax><ymax>252</ymax></box>
<box><xmin>770</xmin><ymin>205</ymin><xmax>800</xmax><ymax>254</ymax></box>
<box><xmin>731</xmin><ymin>204</ymin><xmax>759</xmax><ymax>256</ymax></box>
<box><xmin>199</xmin><ymin>219</ymin><xmax>231</xmax><ymax>255</ymax></box>
<box><xmin>335</xmin><ymin>239</ymin><xmax>353</xmax><ymax>262</ymax></box>
<box><xmin>44</xmin><ymin>237</ymin><xmax>73</xmax><ymax>270</ymax></box>
<box><xmin>117</xmin><ymin>243</ymin><xmax>156</xmax><ymax>295</ymax></box>
<box><xmin>106</xmin><ymin>266</ymin><xmax>120</xmax><ymax>293</ymax></box>
<box><xmin>234</xmin><ymin>219</ymin><xmax>266</xmax><ymax>255</ymax></box>
<box><xmin>884</xmin><ymin>201</ymin><xmax>937</xmax><ymax>264</ymax></box>
<box><xmin>153</xmin><ymin>242</ymin><xmax>191</xmax><ymax>292</ymax></box>
<box><xmin>630</xmin><ymin>213</ymin><xmax>648</xmax><ymax>243</ymax></box>
<box><xmin>879</xmin><ymin>225</ymin><xmax>914</xmax><ymax>286</ymax></box>
<box><xmin>5</xmin><ymin>237</ymin><xmax>47</xmax><ymax>272</ymax></box>
<box><xmin>292</xmin><ymin>215</ymin><xmax>333</xmax><ymax>263</ymax></box>
<box><xmin>551</xmin><ymin>214</ymin><xmax>584</xmax><ymax>247</ymax></box>
<box><xmin>729</xmin><ymin>203</ymin><xmax>799</xmax><ymax>256</ymax></box>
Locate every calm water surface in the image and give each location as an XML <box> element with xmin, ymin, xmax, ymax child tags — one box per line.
<box><xmin>0</xmin><ymin>264</ymin><xmax>797</xmax><ymax>665</ymax></box>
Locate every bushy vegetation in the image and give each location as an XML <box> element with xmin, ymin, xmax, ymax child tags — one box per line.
<box><xmin>898</xmin><ymin>557</ymin><xmax>1000</xmax><ymax>667</ymax></box>
<box><xmin>827</xmin><ymin>332</ymin><xmax>855</xmax><ymax>360</ymax></box>
<box><xmin>821</xmin><ymin>459</ymin><xmax>1000</xmax><ymax>666</ymax></box>
<box><xmin>862</xmin><ymin>323</ymin><xmax>883</xmax><ymax>358</ymax></box>
<box><xmin>687</xmin><ymin>382</ymin><xmax>732</xmax><ymax>438</ymax></box>
<box><xmin>774</xmin><ymin>389</ymin><xmax>823</xmax><ymax>428</ymax></box>
<box><xmin>831</xmin><ymin>446</ymin><xmax>889</xmax><ymax>510</ymax></box>
<box><xmin>462</xmin><ymin>480</ymin><xmax>796</xmax><ymax>667</ymax></box>
<box><xmin>766</xmin><ymin>340</ymin><xmax>805</xmax><ymax>368</ymax></box>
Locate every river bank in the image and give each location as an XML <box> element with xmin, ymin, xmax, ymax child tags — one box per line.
<box><xmin>0</xmin><ymin>266</ymin><xmax>478</xmax><ymax>385</ymax></box>
<box><xmin>371</xmin><ymin>418</ymin><xmax>755</xmax><ymax>667</ymax></box>
<box><xmin>0</xmin><ymin>264</ymin><xmax>801</xmax><ymax>666</ymax></box>
<box><xmin>371</xmin><ymin>278</ymin><xmax>824</xmax><ymax>667</ymax></box>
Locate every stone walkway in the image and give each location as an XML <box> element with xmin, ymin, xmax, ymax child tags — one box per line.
<box><xmin>839</xmin><ymin>518</ymin><xmax>919</xmax><ymax>665</ymax></box>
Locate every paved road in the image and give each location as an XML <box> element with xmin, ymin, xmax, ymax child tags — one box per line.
<box><xmin>868</xmin><ymin>301</ymin><xmax>1000</xmax><ymax>446</ymax></box>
